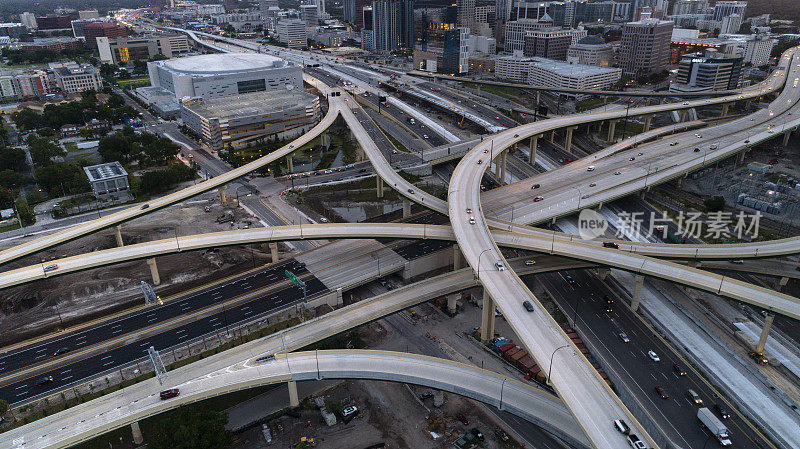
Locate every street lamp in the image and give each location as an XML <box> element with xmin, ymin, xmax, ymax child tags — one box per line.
<box><xmin>546</xmin><ymin>344</ymin><xmax>571</xmax><ymax>385</ymax></box>
<box><xmin>475</xmin><ymin>248</ymin><xmax>492</xmax><ymax>280</ymax></box>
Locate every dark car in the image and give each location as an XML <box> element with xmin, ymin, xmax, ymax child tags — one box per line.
<box><xmin>715</xmin><ymin>403</ymin><xmax>731</xmax><ymax>419</ymax></box>
<box><xmin>35</xmin><ymin>375</ymin><xmax>54</xmax><ymax>386</ymax></box>
<box><xmin>160</xmin><ymin>388</ymin><xmax>180</xmax><ymax>400</ymax></box>
<box><xmin>629</xmin><ymin>157</ymin><xmax>635</xmax><ymax>161</ymax></box>
<box><xmin>419</xmin><ymin>392</ymin><xmax>433</xmax><ymax>400</ymax></box>
<box><xmin>654</xmin><ymin>385</ymin><xmax>669</xmax><ymax>399</ymax></box>
<box><xmin>602</xmin><ymin>242</ymin><xmax>619</xmax><ymax>249</ymax></box>
<box><xmin>673</xmin><ymin>363</ymin><xmax>687</xmax><ymax>376</ymax></box>
<box><xmin>565</xmin><ymin>275</ymin><xmax>574</xmax><ymax>284</ymax></box>
<box><xmin>456</xmin><ymin>414</ymin><xmax>470</xmax><ymax>425</ymax></box>
<box><xmin>533</xmin><ymin>196</ymin><xmax>544</xmax><ymax>202</ymax></box>
<box><xmin>523</xmin><ymin>300</ymin><xmax>534</xmax><ymax>312</ymax></box>
<box><xmin>140</xmin><ymin>204</ymin><xmax>149</xmax><ymax>210</ymax></box>
<box><xmin>604</xmin><ymin>304</ymin><xmax>613</xmax><ymax>313</ymax></box>
<box><xmin>53</xmin><ymin>347</ymin><xmax>70</xmax><ymax>356</ymax></box>
<box><xmin>531</xmin><ymin>183</ymin><xmax>541</xmax><ymax>189</ymax></box>
<box><xmin>694</xmin><ymin>148</ymin><xmax>700</xmax><ymax>152</ymax></box>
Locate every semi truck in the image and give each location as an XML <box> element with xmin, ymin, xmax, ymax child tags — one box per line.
<box><xmin>697</xmin><ymin>407</ymin><xmax>732</xmax><ymax>446</ymax></box>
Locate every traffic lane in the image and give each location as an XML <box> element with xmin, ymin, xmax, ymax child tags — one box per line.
<box><xmin>0</xmin><ymin>258</ymin><xmax>308</xmax><ymax>380</ymax></box>
<box><xmin>352</xmin><ymin>108</ymin><xmax>420</xmax><ymax>166</ymax></box>
<box><xmin>359</xmin><ymin>92</ymin><xmax>448</xmax><ymax>147</ymax></box>
<box><xmin>420</xmin><ymin>81</ymin><xmax>517</xmax><ymax>128</ymax></box>
<box><xmin>0</xmin><ymin>270</ymin><xmax>327</xmax><ymax>405</ymax></box>
<box><xmin>530</xmin><ymin>269</ymin><xmax>765</xmax><ymax>449</ymax></box>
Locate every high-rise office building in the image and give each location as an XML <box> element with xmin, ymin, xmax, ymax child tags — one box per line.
<box><xmin>361</xmin><ymin>6</ymin><xmax>374</xmax><ymax>50</ymax></box>
<box><xmin>415</xmin><ymin>24</ymin><xmax>470</xmax><ymax>74</ymax></box>
<box><xmin>276</xmin><ymin>18</ymin><xmax>308</xmax><ymax>49</ymax></box>
<box><xmin>371</xmin><ymin>0</ymin><xmax>414</xmax><ymax>53</ymax></box>
<box><xmin>83</xmin><ymin>22</ymin><xmax>128</xmax><ymax>50</ymax></box>
<box><xmin>720</xmin><ymin>13</ymin><xmax>742</xmax><ymax>34</ymax></box>
<box><xmin>523</xmin><ymin>28</ymin><xmax>573</xmax><ymax>60</ymax></box>
<box><xmin>457</xmin><ymin>0</ymin><xmax>475</xmax><ymax>32</ymax></box>
<box><xmin>301</xmin><ymin>5</ymin><xmax>319</xmax><ymax>28</ymax></box>
<box><xmin>619</xmin><ymin>19</ymin><xmax>673</xmax><ymax>76</ymax></box>
<box><xmin>713</xmin><ymin>1</ymin><xmax>747</xmax><ymax>22</ymax></box>
<box><xmin>345</xmin><ymin>0</ymin><xmax>373</xmax><ymax>28</ymax></box>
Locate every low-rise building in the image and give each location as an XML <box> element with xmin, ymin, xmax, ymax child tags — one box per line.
<box><xmin>671</xmin><ymin>49</ymin><xmax>742</xmax><ymax>92</ymax></box>
<box><xmin>97</xmin><ymin>34</ymin><xmax>190</xmax><ymax>64</ymax></box>
<box><xmin>181</xmin><ymin>89</ymin><xmax>320</xmax><ymax>151</ymax></box>
<box><xmin>83</xmin><ymin>162</ymin><xmax>129</xmax><ymax>198</ymax></box>
<box><xmin>527</xmin><ymin>57</ymin><xmax>621</xmax><ymax>99</ymax></box>
<box><xmin>53</xmin><ymin>63</ymin><xmax>102</xmax><ymax>93</ymax></box>
<box><xmin>567</xmin><ymin>35</ymin><xmax>614</xmax><ymax>66</ymax></box>
<box><xmin>276</xmin><ymin>18</ymin><xmax>307</xmax><ymax>49</ymax></box>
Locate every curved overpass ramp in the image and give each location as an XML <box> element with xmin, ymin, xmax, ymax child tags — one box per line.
<box><xmin>0</xmin><ymin>350</ymin><xmax>588</xmax><ymax>449</ymax></box>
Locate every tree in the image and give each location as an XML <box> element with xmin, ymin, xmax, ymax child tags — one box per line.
<box><xmin>35</xmin><ymin>163</ymin><xmax>89</xmax><ymax>197</ymax></box>
<box><xmin>0</xmin><ymin>147</ymin><xmax>27</xmax><ymax>171</ymax></box>
<box><xmin>12</xmin><ymin>108</ymin><xmax>41</xmax><ymax>131</ymax></box>
<box><xmin>0</xmin><ymin>398</ymin><xmax>8</xmax><ymax>415</ymax></box>
<box><xmin>148</xmin><ymin>406</ymin><xmax>231</xmax><ymax>449</ymax></box>
<box><xmin>27</xmin><ymin>134</ymin><xmax>64</xmax><ymax>166</ymax></box>
<box><xmin>0</xmin><ymin>170</ymin><xmax>26</xmax><ymax>190</ymax></box>
<box><xmin>15</xmin><ymin>197</ymin><xmax>34</xmax><ymax>226</ymax></box>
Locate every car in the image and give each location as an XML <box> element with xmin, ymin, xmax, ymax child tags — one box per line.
<box><xmin>392</xmin><ymin>149</ymin><xmax>398</xmax><ymax>154</ymax></box>
<box><xmin>141</xmin><ymin>204</ymin><xmax>150</xmax><ymax>210</ymax></box>
<box><xmin>587</xmin><ymin>165</ymin><xmax>596</xmax><ymax>171</ymax></box>
<box><xmin>319</xmin><ymin>217</ymin><xmax>328</xmax><ymax>223</ymax></box>
<box><xmin>34</xmin><ymin>375</ymin><xmax>54</xmax><ymax>386</ymax></box>
<box><xmin>670</xmin><ymin>142</ymin><xmax>678</xmax><ymax>146</ymax></box>
<box><xmin>603</xmin><ymin>242</ymin><xmax>619</xmax><ymax>249</ymax></box>
<box><xmin>589</xmin><ymin>183</ymin><xmax>596</xmax><ymax>187</ymax></box>
<box><xmin>638</xmin><ymin>152</ymin><xmax>643</xmax><ymax>156</ymax></box>
<box><xmin>470</xmin><ymin>428</ymin><xmax>485</xmax><ymax>440</ymax></box>
<box><xmin>523</xmin><ymin>300</ymin><xmax>534</xmax><ymax>312</ymax></box>
<box><xmin>614</xmin><ymin>419</ymin><xmax>631</xmax><ymax>435</ymax></box>
<box><xmin>744</xmin><ymin>139</ymin><xmax>750</xmax><ymax>144</ymax></box>
<box><xmin>688</xmin><ymin>389</ymin><xmax>703</xmax><ymax>404</ymax></box>
<box><xmin>627</xmin><ymin>434</ymin><xmax>648</xmax><ymax>449</ymax></box>
<box><xmin>407</xmin><ymin>188</ymin><xmax>414</xmax><ymax>194</ymax></box>
<box><xmin>466</xmin><ymin>208</ymin><xmax>472</xmax><ymax>214</ymax></box>
<box><xmin>730</xmin><ymin>259</ymin><xmax>743</xmax><ymax>264</ymax></box>
<box><xmin>477</xmin><ymin>159</ymin><xmax>483</xmax><ymax>165</ymax></box>
<box><xmin>619</xmin><ymin>332</ymin><xmax>630</xmax><ymax>343</ymax></box>
<box><xmin>533</xmin><ymin>196</ymin><xmax>544</xmax><ymax>202</ymax></box>
<box><xmin>469</xmin><ymin>217</ymin><xmax>476</xmax><ymax>225</ymax></box>
<box><xmin>495</xmin><ymin>262</ymin><xmax>505</xmax><ymax>271</ymax></box>
<box><xmin>694</xmin><ymin>148</ymin><xmax>700</xmax><ymax>152</ymax></box>
<box><xmin>648</xmin><ymin>350</ymin><xmax>660</xmax><ymax>362</ymax></box>
<box><xmin>419</xmin><ymin>391</ymin><xmax>433</xmax><ymax>400</ymax></box>
<box><xmin>483</xmin><ymin>149</ymin><xmax>489</xmax><ymax>153</ymax></box>
<box><xmin>654</xmin><ymin>385</ymin><xmax>669</xmax><ymax>399</ymax></box>
<box><xmin>558</xmin><ymin>158</ymin><xmax>565</xmax><ymax>163</ymax></box>
<box><xmin>581</xmin><ymin>195</ymin><xmax>589</xmax><ymax>199</ymax></box>
<box><xmin>160</xmin><ymin>388</ymin><xmax>180</xmax><ymax>400</ymax></box>
<box><xmin>531</xmin><ymin>183</ymin><xmax>541</xmax><ymax>189</ymax></box>
<box><xmin>769</xmin><ymin>129</ymin><xmax>774</xmax><ymax>133</ymax></box>
<box><xmin>695</xmin><ymin>133</ymin><xmax>702</xmax><ymax>138</ymax></box>
<box><xmin>514</xmin><ymin>134</ymin><xmax>519</xmax><ymax>138</ymax></box>
<box><xmin>614</xmin><ymin>171</ymin><xmax>621</xmax><ymax>175</ymax></box>
<box><xmin>565</xmin><ymin>275</ymin><xmax>574</xmax><ymax>284</ymax></box>
<box><xmin>629</xmin><ymin>157</ymin><xmax>635</xmax><ymax>161</ymax></box>
<box><xmin>604</xmin><ymin>304</ymin><xmax>613</xmax><ymax>313</ymax></box>
<box><xmin>748</xmin><ymin>350</ymin><xmax>768</xmax><ymax>365</ymax></box>
<box><xmin>524</xmin><ymin>259</ymin><xmax>536</xmax><ymax>266</ymax></box>
<box><xmin>53</xmin><ymin>347</ymin><xmax>70</xmax><ymax>356</ymax></box>
<box><xmin>710</xmin><ymin>145</ymin><xmax>718</xmax><ymax>150</ymax></box>
<box><xmin>494</xmin><ymin>427</ymin><xmax>510</xmax><ymax>442</ymax></box>
<box><xmin>683</xmin><ymin>102</ymin><xmax>689</xmax><ymax>105</ymax></box>
<box><xmin>454</xmin><ymin>414</ymin><xmax>471</xmax><ymax>425</ymax></box>
<box><xmin>673</xmin><ymin>363</ymin><xmax>687</xmax><ymax>376</ymax></box>
<box><xmin>43</xmin><ymin>264</ymin><xmax>58</xmax><ymax>273</ymax></box>
<box><xmin>342</xmin><ymin>405</ymin><xmax>359</xmax><ymax>418</ymax></box>
<box><xmin>423</xmin><ymin>134</ymin><xmax>429</xmax><ymax>139</ymax></box>
<box><xmin>715</xmin><ymin>403</ymin><xmax>731</xmax><ymax>419</ymax></box>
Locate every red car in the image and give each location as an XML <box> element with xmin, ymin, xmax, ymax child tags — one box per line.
<box><xmin>673</xmin><ymin>363</ymin><xmax>687</xmax><ymax>376</ymax></box>
<box><xmin>654</xmin><ymin>386</ymin><xmax>669</xmax><ymax>399</ymax></box>
<box><xmin>160</xmin><ymin>388</ymin><xmax>180</xmax><ymax>400</ymax></box>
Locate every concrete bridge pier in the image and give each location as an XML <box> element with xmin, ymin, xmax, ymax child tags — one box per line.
<box><xmin>219</xmin><ymin>185</ymin><xmax>227</xmax><ymax>204</ymax></box>
<box><xmin>721</xmin><ymin>103</ymin><xmax>730</xmax><ymax>116</ymax></box>
<box><xmin>783</xmin><ymin>130</ymin><xmax>792</xmax><ymax>146</ymax></box>
<box><xmin>377</xmin><ymin>176</ymin><xmax>384</xmax><ymax>198</ymax></box>
<box><xmin>288</xmin><ymin>380</ymin><xmax>299</xmax><ymax>407</ymax></box>
<box><xmin>286</xmin><ymin>155</ymin><xmax>294</xmax><ymax>173</ymax></box>
<box><xmin>549</xmin><ymin>130</ymin><xmax>556</xmax><ymax>143</ymax></box>
<box><xmin>131</xmin><ymin>422</ymin><xmax>143</xmax><ymax>445</ymax></box>
<box><xmin>596</xmin><ymin>201</ymin><xmax>603</xmax><ymax>210</ymax></box>
<box><xmin>631</xmin><ymin>275</ymin><xmax>644</xmax><ymax>311</ymax></box>
<box><xmin>776</xmin><ymin>276</ymin><xmax>789</xmax><ymax>292</ymax></box>
<box><xmin>147</xmin><ymin>258</ymin><xmax>160</xmax><ymax>286</ymax></box>
<box><xmin>535</xmin><ymin>91</ymin><xmax>541</xmax><ymax>106</ymax></box>
<box><xmin>270</xmin><ymin>242</ymin><xmax>279</xmax><ymax>263</ymax></box>
<box><xmin>115</xmin><ymin>225</ymin><xmax>124</xmax><ymax>247</ymax></box>
<box><xmin>607</xmin><ymin>119</ymin><xmax>619</xmax><ymax>141</ymax></box>
<box><xmin>755</xmin><ymin>313</ymin><xmax>775</xmax><ymax>354</ymax></box>
<box><xmin>642</xmin><ymin>115</ymin><xmax>653</xmax><ymax>133</ymax></box>
<box><xmin>453</xmin><ymin>245</ymin><xmax>463</xmax><ymax>270</ymax></box>
<box><xmin>737</xmin><ymin>150</ymin><xmax>746</xmax><ymax>165</ymax></box>
<box><xmin>447</xmin><ymin>293</ymin><xmax>459</xmax><ymax>314</ymax></box>
<box><xmin>564</xmin><ymin>126</ymin><xmax>576</xmax><ymax>154</ymax></box>
<box><xmin>529</xmin><ymin>135</ymin><xmax>538</xmax><ymax>164</ymax></box>
<box><xmin>498</xmin><ymin>150</ymin><xmax>508</xmax><ymax>184</ymax></box>
<box><xmin>402</xmin><ymin>198</ymin><xmax>411</xmax><ymax>218</ymax></box>
<box><xmin>480</xmin><ymin>288</ymin><xmax>496</xmax><ymax>343</ymax></box>
<box><xmin>597</xmin><ymin>267</ymin><xmax>610</xmax><ymax>280</ymax></box>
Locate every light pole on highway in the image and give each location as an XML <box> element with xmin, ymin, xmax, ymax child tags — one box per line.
<box><xmin>475</xmin><ymin>248</ymin><xmax>492</xmax><ymax>280</ymax></box>
<box><xmin>371</xmin><ymin>252</ymin><xmax>381</xmax><ymax>278</ymax></box>
<box><xmin>546</xmin><ymin>344</ymin><xmax>571</xmax><ymax>386</ymax></box>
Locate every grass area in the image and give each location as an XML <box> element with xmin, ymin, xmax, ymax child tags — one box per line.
<box><xmin>0</xmin><ymin>222</ymin><xmax>20</xmax><ymax>233</ymax></box>
<box><xmin>63</xmin><ymin>141</ymin><xmax>78</xmax><ymax>151</ymax></box>
<box><xmin>465</xmin><ymin>82</ymin><xmax>525</xmax><ymax>100</ymax></box>
<box><xmin>576</xmin><ymin>97</ymin><xmax>611</xmax><ymax>112</ymax></box>
<box><xmin>116</xmin><ymin>77</ymin><xmax>151</xmax><ymax>88</ymax></box>
<box><xmin>378</xmin><ymin>124</ymin><xmax>409</xmax><ymax>153</ymax></box>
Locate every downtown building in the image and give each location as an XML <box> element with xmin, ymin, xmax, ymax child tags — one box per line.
<box><xmin>671</xmin><ymin>49</ymin><xmax>742</xmax><ymax>93</ymax></box>
<box><xmin>368</xmin><ymin>0</ymin><xmax>414</xmax><ymax>53</ymax></box>
<box><xmin>97</xmin><ymin>34</ymin><xmax>190</xmax><ymax>65</ymax></box>
<box><xmin>414</xmin><ymin>23</ymin><xmax>470</xmax><ymax>74</ymax></box>
<box><xmin>276</xmin><ymin>18</ymin><xmax>308</xmax><ymax>49</ymax></box>
<box><xmin>618</xmin><ymin>19</ymin><xmax>673</xmax><ymax>77</ymax></box>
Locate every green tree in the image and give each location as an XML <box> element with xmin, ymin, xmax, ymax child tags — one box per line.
<box><xmin>0</xmin><ymin>147</ymin><xmax>27</xmax><ymax>171</ymax></box>
<box><xmin>0</xmin><ymin>398</ymin><xmax>8</xmax><ymax>415</ymax></box>
<box><xmin>15</xmin><ymin>197</ymin><xmax>34</xmax><ymax>226</ymax></box>
<box><xmin>0</xmin><ymin>170</ymin><xmax>26</xmax><ymax>190</ymax></box>
<box><xmin>35</xmin><ymin>163</ymin><xmax>89</xmax><ymax>197</ymax></box>
<box><xmin>12</xmin><ymin>108</ymin><xmax>41</xmax><ymax>131</ymax></box>
<box><xmin>148</xmin><ymin>406</ymin><xmax>231</xmax><ymax>449</ymax></box>
<box><xmin>27</xmin><ymin>134</ymin><xmax>64</xmax><ymax>166</ymax></box>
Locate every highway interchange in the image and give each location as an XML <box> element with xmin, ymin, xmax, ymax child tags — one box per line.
<box><xmin>2</xmin><ymin>16</ymin><xmax>800</xmax><ymax>449</ymax></box>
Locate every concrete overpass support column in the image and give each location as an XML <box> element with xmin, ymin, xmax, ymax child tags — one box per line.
<box><xmin>270</xmin><ymin>242</ymin><xmax>279</xmax><ymax>264</ymax></box>
<box><xmin>377</xmin><ymin>176</ymin><xmax>384</xmax><ymax>198</ymax></box>
<box><xmin>447</xmin><ymin>294</ymin><xmax>459</xmax><ymax>314</ymax></box>
<box><xmin>480</xmin><ymin>289</ymin><xmax>495</xmax><ymax>343</ymax></box>
<box><xmin>498</xmin><ymin>150</ymin><xmax>507</xmax><ymax>184</ymax></box>
<box><xmin>115</xmin><ymin>225</ymin><xmax>124</xmax><ymax>247</ymax></box>
<box><xmin>286</xmin><ymin>155</ymin><xmax>294</xmax><ymax>173</ymax></box>
<box><xmin>596</xmin><ymin>201</ymin><xmax>603</xmax><ymax>210</ymax></box>
<box><xmin>219</xmin><ymin>186</ymin><xmax>227</xmax><ymax>205</ymax></box>
<box><xmin>679</xmin><ymin>110</ymin><xmax>687</xmax><ymax>122</ymax></box>
<box><xmin>147</xmin><ymin>258</ymin><xmax>160</xmax><ymax>286</ymax></box>
<box><xmin>737</xmin><ymin>151</ymin><xmax>746</xmax><ymax>165</ymax></box>
<box><xmin>288</xmin><ymin>380</ymin><xmax>299</xmax><ymax>407</ymax></box>
<box><xmin>536</xmin><ymin>91</ymin><xmax>541</xmax><ymax>106</ymax></box>
<box><xmin>564</xmin><ymin>126</ymin><xmax>576</xmax><ymax>154</ymax></box>
<box><xmin>528</xmin><ymin>135</ymin><xmax>538</xmax><ymax>164</ymax></box>
<box><xmin>777</xmin><ymin>276</ymin><xmax>789</xmax><ymax>292</ymax></box>
<box><xmin>783</xmin><ymin>130</ymin><xmax>792</xmax><ymax>147</ymax></box>
<box><xmin>631</xmin><ymin>275</ymin><xmax>644</xmax><ymax>311</ymax></box>
<box><xmin>721</xmin><ymin>104</ymin><xmax>730</xmax><ymax>116</ymax></box>
<box><xmin>755</xmin><ymin>314</ymin><xmax>775</xmax><ymax>354</ymax></box>
<box><xmin>131</xmin><ymin>422</ymin><xmax>143</xmax><ymax>445</ymax></box>
<box><xmin>453</xmin><ymin>245</ymin><xmax>462</xmax><ymax>270</ymax></box>
<box><xmin>676</xmin><ymin>177</ymin><xmax>683</xmax><ymax>188</ymax></box>
<box><xmin>643</xmin><ymin>115</ymin><xmax>653</xmax><ymax>133</ymax></box>
<box><xmin>402</xmin><ymin>198</ymin><xmax>411</xmax><ymax>218</ymax></box>
<box><xmin>549</xmin><ymin>130</ymin><xmax>556</xmax><ymax>143</ymax></box>
<box><xmin>597</xmin><ymin>267</ymin><xmax>610</xmax><ymax>280</ymax></box>
<box><xmin>607</xmin><ymin>120</ymin><xmax>618</xmax><ymax>141</ymax></box>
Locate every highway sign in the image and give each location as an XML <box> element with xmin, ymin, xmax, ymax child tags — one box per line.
<box><xmin>285</xmin><ymin>270</ymin><xmax>306</xmax><ymax>288</ymax></box>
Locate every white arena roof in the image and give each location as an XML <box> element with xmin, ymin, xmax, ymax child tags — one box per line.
<box><xmin>160</xmin><ymin>53</ymin><xmax>287</xmax><ymax>75</ymax></box>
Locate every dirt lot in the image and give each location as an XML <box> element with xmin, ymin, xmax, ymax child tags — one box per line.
<box><xmin>0</xmin><ymin>190</ymin><xmax>287</xmax><ymax>344</ymax></box>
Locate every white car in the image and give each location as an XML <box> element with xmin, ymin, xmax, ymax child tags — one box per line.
<box><xmin>587</xmin><ymin>166</ymin><xmax>596</xmax><ymax>171</ymax></box>
<box><xmin>648</xmin><ymin>350</ymin><xmax>660</xmax><ymax>362</ymax></box>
